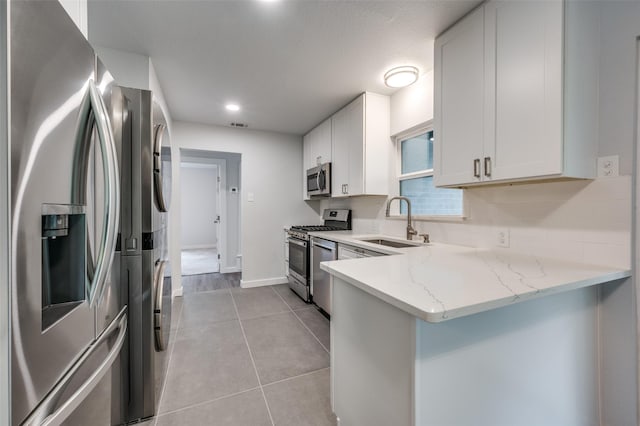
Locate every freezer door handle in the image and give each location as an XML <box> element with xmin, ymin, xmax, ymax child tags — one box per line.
<box><xmin>22</xmin><ymin>307</ymin><xmax>128</xmax><ymax>426</ymax></box>
<box><xmin>154</xmin><ymin>260</ymin><xmax>170</xmax><ymax>351</ymax></box>
<box><xmin>72</xmin><ymin>80</ymin><xmax>121</xmax><ymax>308</ymax></box>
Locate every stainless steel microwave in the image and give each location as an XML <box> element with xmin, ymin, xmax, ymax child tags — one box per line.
<box><xmin>307</xmin><ymin>162</ymin><xmax>331</xmax><ymax>197</ymax></box>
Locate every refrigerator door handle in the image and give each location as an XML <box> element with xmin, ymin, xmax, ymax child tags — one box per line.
<box><xmin>23</xmin><ymin>307</ymin><xmax>128</xmax><ymax>426</ymax></box>
<box><xmin>74</xmin><ymin>80</ymin><xmax>121</xmax><ymax>308</ymax></box>
<box><xmin>88</xmin><ymin>79</ymin><xmax>120</xmax><ymax>307</ymax></box>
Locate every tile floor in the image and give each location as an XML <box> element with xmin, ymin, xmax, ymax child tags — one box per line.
<box><xmin>143</xmin><ymin>278</ymin><xmax>335</xmax><ymax>426</ymax></box>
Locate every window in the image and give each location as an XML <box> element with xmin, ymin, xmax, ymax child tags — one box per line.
<box><xmin>397</xmin><ymin>128</ymin><xmax>463</xmax><ymax>216</ymax></box>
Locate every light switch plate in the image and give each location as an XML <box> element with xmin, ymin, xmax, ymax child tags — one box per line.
<box><xmin>597</xmin><ymin>155</ymin><xmax>619</xmax><ymax>177</ymax></box>
<box><xmin>247</xmin><ymin>192</ymin><xmax>255</xmax><ymax>202</ymax></box>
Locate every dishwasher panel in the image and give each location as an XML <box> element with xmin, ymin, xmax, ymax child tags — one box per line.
<box><xmin>311</xmin><ymin>238</ymin><xmax>337</xmax><ymax>316</ymax></box>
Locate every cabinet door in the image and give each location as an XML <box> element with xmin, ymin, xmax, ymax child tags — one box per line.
<box><xmin>315</xmin><ymin>119</ymin><xmax>332</xmax><ymax>165</ymax></box>
<box><xmin>346</xmin><ymin>95</ymin><xmax>365</xmax><ymax>196</ymax></box>
<box><xmin>332</xmin><ymin>97</ymin><xmax>364</xmax><ymax>197</ymax></box>
<box><xmin>434</xmin><ymin>6</ymin><xmax>485</xmax><ymax>187</ymax></box>
<box><xmin>302</xmin><ymin>132</ymin><xmax>314</xmax><ymax>200</ymax></box>
<box><xmin>485</xmin><ymin>0</ymin><xmax>563</xmax><ymax>181</ymax></box>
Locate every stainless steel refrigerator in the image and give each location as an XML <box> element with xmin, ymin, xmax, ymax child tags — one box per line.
<box><xmin>120</xmin><ymin>87</ymin><xmax>173</xmax><ymax>423</ymax></box>
<box><xmin>6</xmin><ymin>1</ymin><xmax>127</xmax><ymax>424</ymax></box>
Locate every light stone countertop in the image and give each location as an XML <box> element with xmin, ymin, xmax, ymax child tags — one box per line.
<box><xmin>313</xmin><ymin>231</ymin><xmax>631</xmax><ymax>323</ymax></box>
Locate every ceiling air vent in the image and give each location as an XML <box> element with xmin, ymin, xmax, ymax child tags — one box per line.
<box><xmin>230</xmin><ymin>122</ymin><xmax>248</xmax><ymax>128</ymax></box>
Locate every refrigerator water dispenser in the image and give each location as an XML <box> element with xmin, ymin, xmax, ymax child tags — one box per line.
<box><xmin>41</xmin><ymin>204</ymin><xmax>86</xmax><ymax>330</ymax></box>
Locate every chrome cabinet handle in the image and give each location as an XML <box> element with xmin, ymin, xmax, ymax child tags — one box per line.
<box><xmin>484</xmin><ymin>156</ymin><xmax>491</xmax><ymax>177</ymax></box>
<box><xmin>473</xmin><ymin>159</ymin><xmax>481</xmax><ymax>178</ymax></box>
<box><xmin>24</xmin><ymin>308</ymin><xmax>128</xmax><ymax>426</ymax></box>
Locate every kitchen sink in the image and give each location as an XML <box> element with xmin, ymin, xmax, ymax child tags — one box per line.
<box><xmin>360</xmin><ymin>239</ymin><xmax>421</xmax><ymax>248</ymax></box>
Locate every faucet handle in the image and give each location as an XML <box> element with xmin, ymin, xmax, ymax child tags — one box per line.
<box><xmin>419</xmin><ymin>233</ymin><xmax>430</xmax><ymax>244</ymax></box>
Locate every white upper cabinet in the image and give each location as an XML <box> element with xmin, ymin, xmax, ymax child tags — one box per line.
<box><xmin>434</xmin><ymin>0</ymin><xmax>599</xmax><ymax>187</ymax></box>
<box><xmin>331</xmin><ymin>93</ymin><xmax>390</xmax><ymax>198</ymax></box>
<box><xmin>302</xmin><ymin>118</ymin><xmax>332</xmax><ymax>200</ymax></box>
<box><xmin>433</xmin><ymin>6</ymin><xmax>485</xmax><ymax>186</ymax></box>
<box><xmin>303</xmin><ymin>119</ymin><xmax>332</xmax><ymax>170</ymax></box>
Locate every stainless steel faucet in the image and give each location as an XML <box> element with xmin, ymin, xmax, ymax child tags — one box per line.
<box><xmin>385</xmin><ymin>196</ymin><xmax>418</xmax><ymax>240</ymax></box>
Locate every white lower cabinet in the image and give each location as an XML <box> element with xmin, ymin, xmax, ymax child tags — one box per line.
<box><xmin>331</xmin><ymin>280</ymin><xmax>600</xmax><ymax>425</ymax></box>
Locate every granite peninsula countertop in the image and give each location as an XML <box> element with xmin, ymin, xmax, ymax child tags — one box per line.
<box><xmin>314</xmin><ymin>231</ymin><xmax>631</xmax><ymax>323</ymax></box>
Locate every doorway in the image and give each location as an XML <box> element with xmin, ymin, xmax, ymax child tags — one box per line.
<box><xmin>180</xmin><ymin>158</ymin><xmax>225</xmax><ymax>275</ymax></box>
<box><xmin>177</xmin><ymin>148</ymin><xmax>242</xmax><ymax>294</ymax></box>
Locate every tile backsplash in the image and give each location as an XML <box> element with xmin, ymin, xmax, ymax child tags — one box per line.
<box><xmin>322</xmin><ymin>176</ymin><xmax>631</xmax><ymax>270</ymax></box>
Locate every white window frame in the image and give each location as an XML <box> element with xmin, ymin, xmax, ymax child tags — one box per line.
<box><xmin>390</xmin><ymin>124</ymin><xmax>466</xmax><ymax>221</ymax></box>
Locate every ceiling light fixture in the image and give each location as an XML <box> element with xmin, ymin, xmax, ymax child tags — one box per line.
<box><xmin>384</xmin><ymin>66</ymin><xmax>419</xmax><ymax>88</ymax></box>
<box><xmin>225</xmin><ymin>103</ymin><xmax>241</xmax><ymax>112</ymax></box>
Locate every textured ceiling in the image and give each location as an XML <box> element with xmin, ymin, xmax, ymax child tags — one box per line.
<box><xmin>88</xmin><ymin>0</ymin><xmax>479</xmax><ymax>135</ymax></box>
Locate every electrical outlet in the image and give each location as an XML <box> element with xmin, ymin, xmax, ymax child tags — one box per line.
<box><xmin>597</xmin><ymin>155</ymin><xmax>619</xmax><ymax>177</ymax></box>
<box><xmin>496</xmin><ymin>228</ymin><xmax>510</xmax><ymax>248</ymax></box>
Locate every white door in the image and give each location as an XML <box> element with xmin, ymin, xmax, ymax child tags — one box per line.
<box><xmin>214</xmin><ymin>165</ymin><xmax>221</xmax><ymax>256</ymax></box>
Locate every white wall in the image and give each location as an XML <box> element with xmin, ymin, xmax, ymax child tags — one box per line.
<box><xmin>93</xmin><ymin>47</ymin><xmax>150</xmax><ymax>93</ymax></box>
<box><xmin>390</xmin><ymin>70</ymin><xmax>434</xmax><ymax>136</ymax></box>
<box><xmin>58</xmin><ymin>0</ymin><xmax>87</xmax><ymax>38</ymax></box>
<box><xmin>595</xmin><ymin>3</ymin><xmax>640</xmax><ymax>424</ymax></box>
<box><xmin>180</xmin><ymin>165</ymin><xmax>218</xmax><ymax>249</ymax></box>
<box><xmin>90</xmin><ymin>47</ymin><xmax>174</xmax><ymax>134</ymax></box>
<box><xmin>171</xmin><ymin>122</ymin><xmax>320</xmax><ymax>288</ymax></box>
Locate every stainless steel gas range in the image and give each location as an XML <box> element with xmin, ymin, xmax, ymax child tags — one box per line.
<box><xmin>287</xmin><ymin>209</ymin><xmax>351</xmax><ymax>304</ymax></box>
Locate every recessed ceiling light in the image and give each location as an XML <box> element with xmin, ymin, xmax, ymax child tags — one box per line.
<box><xmin>384</xmin><ymin>66</ymin><xmax>419</xmax><ymax>88</ymax></box>
<box><xmin>225</xmin><ymin>103</ymin><xmax>241</xmax><ymax>112</ymax></box>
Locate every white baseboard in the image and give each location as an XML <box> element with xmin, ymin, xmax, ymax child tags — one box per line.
<box><xmin>221</xmin><ymin>266</ymin><xmax>242</xmax><ymax>273</ymax></box>
<box><xmin>240</xmin><ymin>276</ymin><xmax>288</xmax><ymax>288</ymax></box>
<box><xmin>172</xmin><ymin>287</ymin><xmax>183</xmax><ymax>298</ymax></box>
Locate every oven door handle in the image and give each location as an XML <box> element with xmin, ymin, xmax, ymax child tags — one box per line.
<box><xmin>288</xmin><ymin>238</ymin><xmax>307</xmax><ymax>248</ymax></box>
